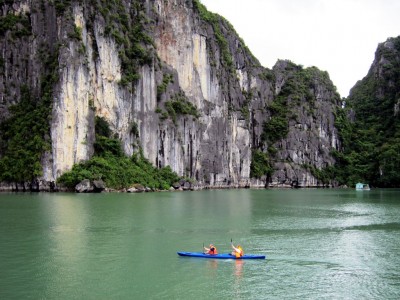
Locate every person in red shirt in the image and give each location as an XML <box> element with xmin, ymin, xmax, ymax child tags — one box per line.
<box><xmin>204</xmin><ymin>244</ymin><xmax>218</xmax><ymax>255</ymax></box>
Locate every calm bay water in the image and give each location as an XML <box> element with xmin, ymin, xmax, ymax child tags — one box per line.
<box><xmin>0</xmin><ymin>189</ymin><xmax>399</xmax><ymax>299</ymax></box>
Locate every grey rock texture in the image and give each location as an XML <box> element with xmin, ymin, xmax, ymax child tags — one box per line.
<box><xmin>75</xmin><ymin>179</ymin><xmax>105</xmax><ymax>193</ymax></box>
<box><xmin>75</xmin><ymin>179</ymin><xmax>94</xmax><ymax>193</ymax></box>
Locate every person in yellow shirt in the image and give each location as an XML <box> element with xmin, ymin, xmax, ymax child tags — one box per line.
<box><xmin>231</xmin><ymin>243</ymin><xmax>243</xmax><ymax>258</ymax></box>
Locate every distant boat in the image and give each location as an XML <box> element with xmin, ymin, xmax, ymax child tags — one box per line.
<box><xmin>356</xmin><ymin>183</ymin><xmax>370</xmax><ymax>191</ymax></box>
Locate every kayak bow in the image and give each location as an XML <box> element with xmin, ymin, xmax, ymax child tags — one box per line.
<box><xmin>177</xmin><ymin>251</ymin><xmax>265</xmax><ymax>259</ymax></box>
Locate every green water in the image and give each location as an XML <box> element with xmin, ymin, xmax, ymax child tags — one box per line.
<box><xmin>0</xmin><ymin>189</ymin><xmax>399</xmax><ymax>299</ymax></box>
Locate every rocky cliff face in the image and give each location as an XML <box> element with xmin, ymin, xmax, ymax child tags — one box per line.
<box><xmin>268</xmin><ymin>61</ymin><xmax>340</xmax><ymax>187</ymax></box>
<box><xmin>0</xmin><ymin>0</ymin><xmax>341</xmax><ymax>190</ymax></box>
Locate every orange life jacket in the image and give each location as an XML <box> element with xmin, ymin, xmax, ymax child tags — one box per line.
<box><xmin>208</xmin><ymin>246</ymin><xmax>218</xmax><ymax>255</ymax></box>
<box><xmin>235</xmin><ymin>246</ymin><xmax>243</xmax><ymax>258</ymax></box>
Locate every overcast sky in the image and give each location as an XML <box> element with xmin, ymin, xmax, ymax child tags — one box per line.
<box><xmin>200</xmin><ymin>0</ymin><xmax>400</xmax><ymax>97</ymax></box>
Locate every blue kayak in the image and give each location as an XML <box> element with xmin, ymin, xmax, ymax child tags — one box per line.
<box><xmin>177</xmin><ymin>251</ymin><xmax>265</xmax><ymax>259</ymax></box>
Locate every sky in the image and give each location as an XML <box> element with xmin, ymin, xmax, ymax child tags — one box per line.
<box><xmin>200</xmin><ymin>0</ymin><xmax>400</xmax><ymax>97</ymax></box>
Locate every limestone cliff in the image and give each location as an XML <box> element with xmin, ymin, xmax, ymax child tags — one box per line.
<box><xmin>0</xmin><ymin>0</ymin><xmax>341</xmax><ymax>190</ymax></box>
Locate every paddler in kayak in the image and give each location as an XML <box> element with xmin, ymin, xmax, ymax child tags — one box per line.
<box><xmin>204</xmin><ymin>244</ymin><xmax>218</xmax><ymax>255</ymax></box>
<box><xmin>231</xmin><ymin>243</ymin><xmax>244</xmax><ymax>258</ymax></box>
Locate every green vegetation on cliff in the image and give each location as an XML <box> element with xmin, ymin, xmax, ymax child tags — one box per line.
<box><xmin>157</xmin><ymin>90</ymin><xmax>200</xmax><ymax>125</ymax></box>
<box><xmin>57</xmin><ymin>117</ymin><xmax>180</xmax><ymax>190</ymax></box>
<box><xmin>0</xmin><ymin>12</ymin><xmax>31</xmax><ymax>37</ymax></box>
<box><xmin>0</xmin><ymin>87</ymin><xmax>51</xmax><ymax>182</ymax></box>
<box><xmin>250</xmin><ymin>150</ymin><xmax>273</xmax><ymax>179</ymax></box>
<box><xmin>0</xmin><ymin>43</ymin><xmax>58</xmax><ymax>183</ymax></box>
